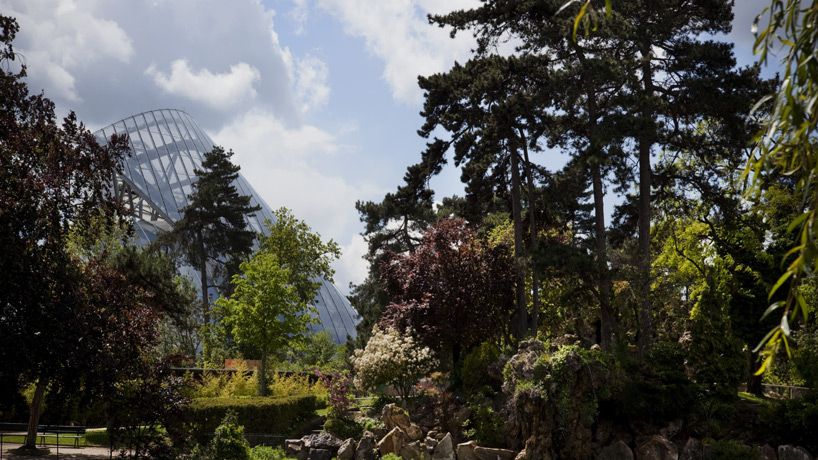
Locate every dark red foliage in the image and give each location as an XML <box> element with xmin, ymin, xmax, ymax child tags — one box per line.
<box><xmin>378</xmin><ymin>218</ymin><xmax>515</xmax><ymax>362</ymax></box>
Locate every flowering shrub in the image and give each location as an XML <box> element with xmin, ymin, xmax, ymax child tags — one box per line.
<box><xmin>350</xmin><ymin>326</ymin><xmax>437</xmax><ymax>399</ymax></box>
<box><xmin>316</xmin><ymin>370</ymin><xmax>352</xmax><ymax>419</ymax></box>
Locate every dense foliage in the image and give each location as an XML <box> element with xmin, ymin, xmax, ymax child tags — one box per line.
<box><xmin>187</xmin><ymin>395</ymin><xmax>318</xmax><ymax>436</ymax></box>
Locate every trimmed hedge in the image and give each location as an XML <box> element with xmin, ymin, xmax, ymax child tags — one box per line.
<box><xmin>189</xmin><ymin>395</ymin><xmax>318</xmax><ymax>435</ymax></box>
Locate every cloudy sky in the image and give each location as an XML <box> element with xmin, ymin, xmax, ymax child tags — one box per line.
<box><xmin>2</xmin><ymin>0</ymin><xmax>773</xmax><ymax>294</ymax></box>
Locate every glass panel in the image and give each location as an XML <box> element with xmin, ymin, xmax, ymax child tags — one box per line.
<box><xmin>143</xmin><ymin>112</ymin><xmax>180</xmax><ymax>218</ymax></box>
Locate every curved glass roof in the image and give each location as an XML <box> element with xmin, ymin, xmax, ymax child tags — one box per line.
<box><xmin>94</xmin><ymin>109</ymin><xmax>360</xmax><ymax>344</ymax></box>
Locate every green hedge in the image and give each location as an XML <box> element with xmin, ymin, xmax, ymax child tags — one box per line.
<box><xmin>189</xmin><ymin>395</ymin><xmax>318</xmax><ymax>435</ymax></box>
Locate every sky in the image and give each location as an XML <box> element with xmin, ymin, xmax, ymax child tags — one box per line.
<box><xmin>1</xmin><ymin>0</ymin><xmax>774</xmax><ymax>295</ymax></box>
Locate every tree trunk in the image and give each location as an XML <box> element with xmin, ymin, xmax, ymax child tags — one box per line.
<box><xmin>520</xmin><ymin>132</ymin><xmax>540</xmax><ymax>336</ymax></box>
<box><xmin>746</xmin><ymin>350</ymin><xmax>764</xmax><ymax>396</ymax></box>
<box><xmin>259</xmin><ymin>353</ymin><xmax>268</xmax><ymax>397</ymax></box>
<box><xmin>24</xmin><ymin>380</ymin><xmax>47</xmax><ymax>449</ymax></box>
<box><xmin>637</xmin><ymin>41</ymin><xmax>655</xmax><ymax>358</ymax></box>
<box><xmin>198</xmin><ymin>229</ymin><xmax>209</xmax><ymax>324</ymax></box>
<box><xmin>510</xmin><ymin>148</ymin><xmax>528</xmax><ymax>340</ymax></box>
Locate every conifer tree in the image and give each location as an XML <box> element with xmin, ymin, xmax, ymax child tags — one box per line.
<box><xmin>157</xmin><ymin>146</ymin><xmax>260</xmax><ymax>323</ymax></box>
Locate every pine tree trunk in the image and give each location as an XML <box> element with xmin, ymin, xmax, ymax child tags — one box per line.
<box><xmin>510</xmin><ymin>149</ymin><xmax>528</xmax><ymax>340</ymax></box>
<box><xmin>637</xmin><ymin>41</ymin><xmax>655</xmax><ymax>358</ymax></box>
<box><xmin>198</xmin><ymin>229</ymin><xmax>209</xmax><ymax>324</ymax></box>
<box><xmin>24</xmin><ymin>380</ymin><xmax>47</xmax><ymax>449</ymax></box>
<box><xmin>521</xmin><ymin>134</ymin><xmax>540</xmax><ymax>336</ymax></box>
<box><xmin>746</xmin><ymin>350</ymin><xmax>764</xmax><ymax>396</ymax></box>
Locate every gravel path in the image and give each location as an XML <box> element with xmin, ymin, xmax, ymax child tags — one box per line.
<box><xmin>0</xmin><ymin>443</ymin><xmax>116</xmax><ymax>460</ymax></box>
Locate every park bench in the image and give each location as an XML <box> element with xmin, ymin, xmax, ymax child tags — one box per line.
<box><xmin>0</xmin><ymin>422</ymin><xmax>29</xmax><ymax>447</ymax></box>
<box><xmin>37</xmin><ymin>425</ymin><xmax>87</xmax><ymax>448</ymax></box>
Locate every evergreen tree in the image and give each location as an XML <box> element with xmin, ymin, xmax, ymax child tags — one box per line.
<box><xmin>157</xmin><ymin>146</ymin><xmax>260</xmax><ymax>324</ymax></box>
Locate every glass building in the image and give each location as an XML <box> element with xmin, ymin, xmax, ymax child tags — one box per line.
<box><xmin>93</xmin><ymin>109</ymin><xmax>361</xmax><ymax>344</ymax></box>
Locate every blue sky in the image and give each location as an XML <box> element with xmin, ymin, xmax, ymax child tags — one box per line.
<box><xmin>1</xmin><ymin>0</ymin><xmax>774</xmax><ymax>294</ymax></box>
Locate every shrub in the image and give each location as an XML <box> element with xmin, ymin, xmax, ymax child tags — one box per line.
<box><xmin>248</xmin><ymin>446</ymin><xmax>293</xmax><ymax>460</ymax></box>
<box><xmin>316</xmin><ymin>371</ymin><xmax>352</xmax><ymax>420</ymax></box>
<box><xmin>323</xmin><ymin>417</ymin><xmax>362</xmax><ymax>440</ymax></box>
<box><xmin>461</xmin><ymin>342</ymin><xmax>501</xmax><ymax>395</ymax></box>
<box><xmin>350</xmin><ymin>326</ymin><xmax>437</xmax><ymax>399</ymax></box>
<box><xmin>210</xmin><ymin>412</ymin><xmax>251</xmax><ymax>460</ymax></box>
<box><xmin>760</xmin><ymin>391</ymin><xmax>818</xmax><ymax>452</ymax></box>
<box><xmin>188</xmin><ymin>395</ymin><xmax>318</xmax><ymax>436</ymax></box>
<box><xmin>267</xmin><ymin>372</ymin><xmax>324</xmax><ymax>399</ymax></box>
<box><xmin>464</xmin><ymin>403</ymin><xmax>504</xmax><ymax>448</ymax></box>
<box><xmin>703</xmin><ymin>440</ymin><xmax>758</xmax><ymax>460</ymax></box>
<box><xmin>193</xmin><ymin>361</ymin><xmax>259</xmax><ymax>398</ymax></box>
<box><xmin>792</xmin><ymin>329</ymin><xmax>818</xmax><ymax>388</ymax></box>
<box><xmin>381</xmin><ymin>454</ymin><xmax>403</xmax><ymax>460</ymax></box>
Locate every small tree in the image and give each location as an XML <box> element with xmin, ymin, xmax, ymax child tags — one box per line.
<box><xmin>215</xmin><ymin>251</ymin><xmax>307</xmax><ymax>396</ymax></box>
<box><xmin>350</xmin><ymin>326</ymin><xmax>437</xmax><ymax>400</ymax></box>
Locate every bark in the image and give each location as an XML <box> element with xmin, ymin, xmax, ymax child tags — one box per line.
<box><xmin>637</xmin><ymin>41</ymin><xmax>655</xmax><ymax>358</ymax></box>
<box><xmin>198</xmin><ymin>229</ymin><xmax>209</xmax><ymax>325</ymax></box>
<box><xmin>746</xmin><ymin>350</ymin><xmax>764</xmax><ymax>396</ymax></box>
<box><xmin>510</xmin><ymin>148</ymin><xmax>528</xmax><ymax>340</ymax></box>
<box><xmin>24</xmin><ymin>380</ymin><xmax>47</xmax><ymax>449</ymax></box>
<box><xmin>520</xmin><ymin>131</ymin><xmax>540</xmax><ymax>336</ymax></box>
<box><xmin>259</xmin><ymin>353</ymin><xmax>268</xmax><ymax>397</ymax></box>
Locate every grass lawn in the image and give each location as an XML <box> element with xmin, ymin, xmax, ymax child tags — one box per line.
<box><xmin>738</xmin><ymin>392</ymin><xmax>768</xmax><ymax>404</ymax></box>
<box><xmin>0</xmin><ymin>430</ymin><xmax>109</xmax><ymax>447</ymax></box>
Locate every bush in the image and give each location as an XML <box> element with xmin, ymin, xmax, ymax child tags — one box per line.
<box><xmin>646</xmin><ymin>341</ymin><xmax>686</xmax><ymax>380</ymax></box>
<box><xmin>464</xmin><ymin>403</ymin><xmax>504</xmax><ymax>448</ymax></box>
<box><xmin>267</xmin><ymin>372</ymin><xmax>324</xmax><ymax>399</ymax></box>
<box><xmin>792</xmin><ymin>329</ymin><xmax>818</xmax><ymax>388</ymax></box>
<box><xmin>193</xmin><ymin>362</ymin><xmax>259</xmax><ymax>398</ymax></box>
<box><xmin>323</xmin><ymin>417</ymin><xmax>362</xmax><ymax>440</ymax></box>
<box><xmin>461</xmin><ymin>341</ymin><xmax>501</xmax><ymax>395</ymax></box>
<box><xmin>188</xmin><ymin>395</ymin><xmax>318</xmax><ymax>436</ymax></box>
<box><xmin>210</xmin><ymin>412</ymin><xmax>251</xmax><ymax>460</ymax></box>
<box><xmin>248</xmin><ymin>446</ymin><xmax>293</xmax><ymax>460</ymax></box>
<box><xmin>703</xmin><ymin>440</ymin><xmax>758</xmax><ymax>460</ymax></box>
<box><xmin>760</xmin><ymin>391</ymin><xmax>818</xmax><ymax>452</ymax></box>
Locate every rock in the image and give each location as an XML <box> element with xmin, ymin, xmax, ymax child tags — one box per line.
<box><xmin>778</xmin><ymin>445</ymin><xmax>812</xmax><ymax>460</ymax></box>
<box><xmin>285</xmin><ymin>439</ymin><xmax>309</xmax><ymax>460</ymax></box>
<box><xmin>598</xmin><ymin>440</ymin><xmax>634</xmax><ymax>460</ymax></box>
<box><xmin>406</xmin><ymin>423</ymin><xmax>424</xmax><ymax>441</ymax></box>
<box><xmin>636</xmin><ymin>435</ymin><xmax>678</xmax><ymax>460</ymax></box>
<box><xmin>426</xmin><ymin>436</ymin><xmax>440</xmax><ymax>451</ymax></box>
<box><xmin>308</xmin><ymin>449</ymin><xmax>332</xmax><ymax>460</ymax></box>
<box><xmin>474</xmin><ymin>446</ymin><xmax>518</xmax><ymax>460</ymax></box>
<box><xmin>378</xmin><ymin>427</ymin><xmax>408</xmax><ymax>456</ymax></box>
<box><xmin>337</xmin><ymin>438</ymin><xmax>356</xmax><ymax>460</ymax></box>
<box><xmin>433</xmin><ymin>432</ymin><xmax>456</xmax><ymax>460</ymax></box>
<box><xmin>660</xmin><ymin>420</ymin><xmax>683</xmax><ymax>440</ymax></box>
<box><xmin>303</xmin><ymin>433</ymin><xmax>343</xmax><ymax>451</ymax></box>
<box><xmin>758</xmin><ymin>444</ymin><xmax>777</xmax><ymax>460</ymax></box>
<box><xmin>514</xmin><ymin>449</ymin><xmax>527</xmax><ymax>460</ymax></box>
<box><xmin>355</xmin><ymin>431</ymin><xmax>377</xmax><ymax>460</ymax></box>
<box><xmin>457</xmin><ymin>441</ymin><xmax>477</xmax><ymax>460</ymax></box>
<box><xmin>382</xmin><ymin>403</ymin><xmax>412</xmax><ymax>431</ymax></box>
<box><xmin>400</xmin><ymin>441</ymin><xmax>423</xmax><ymax>460</ymax></box>
<box><xmin>681</xmin><ymin>438</ymin><xmax>703</xmax><ymax>460</ymax></box>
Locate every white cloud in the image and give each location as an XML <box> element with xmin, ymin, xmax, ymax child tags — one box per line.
<box><xmin>335</xmin><ymin>234</ymin><xmax>370</xmax><ymax>292</ymax></box>
<box><xmin>1</xmin><ymin>0</ymin><xmax>133</xmax><ymax>101</ymax></box>
<box><xmin>317</xmin><ymin>0</ymin><xmax>479</xmax><ymax>105</ymax></box>
<box><xmin>295</xmin><ymin>55</ymin><xmax>331</xmax><ymax>113</ymax></box>
<box><xmin>145</xmin><ymin>60</ymin><xmax>261</xmax><ymax>109</ymax></box>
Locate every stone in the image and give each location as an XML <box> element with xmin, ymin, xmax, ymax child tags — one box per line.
<box><xmin>514</xmin><ymin>449</ymin><xmax>527</xmax><ymax>460</ymax></box>
<box><xmin>433</xmin><ymin>432</ymin><xmax>456</xmax><ymax>460</ymax></box>
<box><xmin>660</xmin><ymin>420</ymin><xmax>683</xmax><ymax>440</ymax></box>
<box><xmin>382</xmin><ymin>403</ymin><xmax>412</xmax><ymax>431</ymax></box>
<box><xmin>400</xmin><ymin>441</ymin><xmax>423</xmax><ymax>460</ymax></box>
<box><xmin>303</xmin><ymin>432</ymin><xmax>343</xmax><ymax>451</ymax></box>
<box><xmin>426</xmin><ymin>436</ymin><xmax>440</xmax><ymax>451</ymax></box>
<box><xmin>778</xmin><ymin>445</ymin><xmax>813</xmax><ymax>460</ymax></box>
<box><xmin>474</xmin><ymin>446</ymin><xmax>518</xmax><ymax>460</ymax></box>
<box><xmin>597</xmin><ymin>441</ymin><xmax>634</xmax><ymax>460</ymax></box>
<box><xmin>758</xmin><ymin>444</ymin><xmax>777</xmax><ymax>460</ymax></box>
<box><xmin>457</xmin><ymin>441</ymin><xmax>478</xmax><ymax>460</ymax></box>
<box><xmin>308</xmin><ymin>449</ymin><xmax>333</xmax><ymax>460</ymax></box>
<box><xmin>406</xmin><ymin>423</ymin><xmax>424</xmax><ymax>441</ymax></box>
<box><xmin>681</xmin><ymin>438</ymin><xmax>703</xmax><ymax>460</ymax></box>
<box><xmin>635</xmin><ymin>435</ymin><xmax>678</xmax><ymax>460</ymax></box>
<box><xmin>378</xmin><ymin>427</ymin><xmax>408</xmax><ymax>456</ymax></box>
<box><xmin>337</xmin><ymin>438</ymin><xmax>356</xmax><ymax>460</ymax></box>
<box><xmin>285</xmin><ymin>439</ymin><xmax>309</xmax><ymax>460</ymax></box>
<box><xmin>355</xmin><ymin>431</ymin><xmax>377</xmax><ymax>460</ymax></box>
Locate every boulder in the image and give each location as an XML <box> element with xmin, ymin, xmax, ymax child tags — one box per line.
<box><xmin>337</xmin><ymin>438</ymin><xmax>356</xmax><ymax>460</ymax></box>
<box><xmin>285</xmin><ymin>439</ymin><xmax>309</xmax><ymax>460</ymax></box>
<box><xmin>378</xmin><ymin>427</ymin><xmax>408</xmax><ymax>456</ymax></box>
<box><xmin>636</xmin><ymin>435</ymin><xmax>678</xmax><ymax>460</ymax></box>
<box><xmin>426</xmin><ymin>436</ymin><xmax>440</xmax><ymax>451</ymax></box>
<box><xmin>303</xmin><ymin>433</ymin><xmax>343</xmax><ymax>451</ymax></box>
<box><xmin>457</xmin><ymin>441</ymin><xmax>477</xmax><ymax>460</ymax></box>
<box><xmin>758</xmin><ymin>444</ymin><xmax>777</xmax><ymax>460</ymax></box>
<box><xmin>382</xmin><ymin>404</ymin><xmax>412</xmax><ymax>431</ymax></box>
<box><xmin>355</xmin><ymin>431</ymin><xmax>377</xmax><ymax>460</ymax></box>
<box><xmin>514</xmin><ymin>449</ymin><xmax>527</xmax><ymax>460</ymax></box>
<box><xmin>400</xmin><ymin>441</ymin><xmax>423</xmax><ymax>460</ymax></box>
<box><xmin>307</xmin><ymin>449</ymin><xmax>332</xmax><ymax>460</ymax></box>
<box><xmin>433</xmin><ymin>432</ymin><xmax>456</xmax><ymax>460</ymax></box>
<box><xmin>660</xmin><ymin>420</ymin><xmax>683</xmax><ymax>440</ymax></box>
<box><xmin>778</xmin><ymin>446</ymin><xmax>812</xmax><ymax>460</ymax></box>
<box><xmin>597</xmin><ymin>441</ymin><xmax>634</xmax><ymax>460</ymax></box>
<box><xmin>474</xmin><ymin>446</ymin><xmax>518</xmax><ymax>460</ymax></box>
<box><xmin>681</xmin><ymin>438</ymin><xmax>703</xmax><ymax>460</ymax></box>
